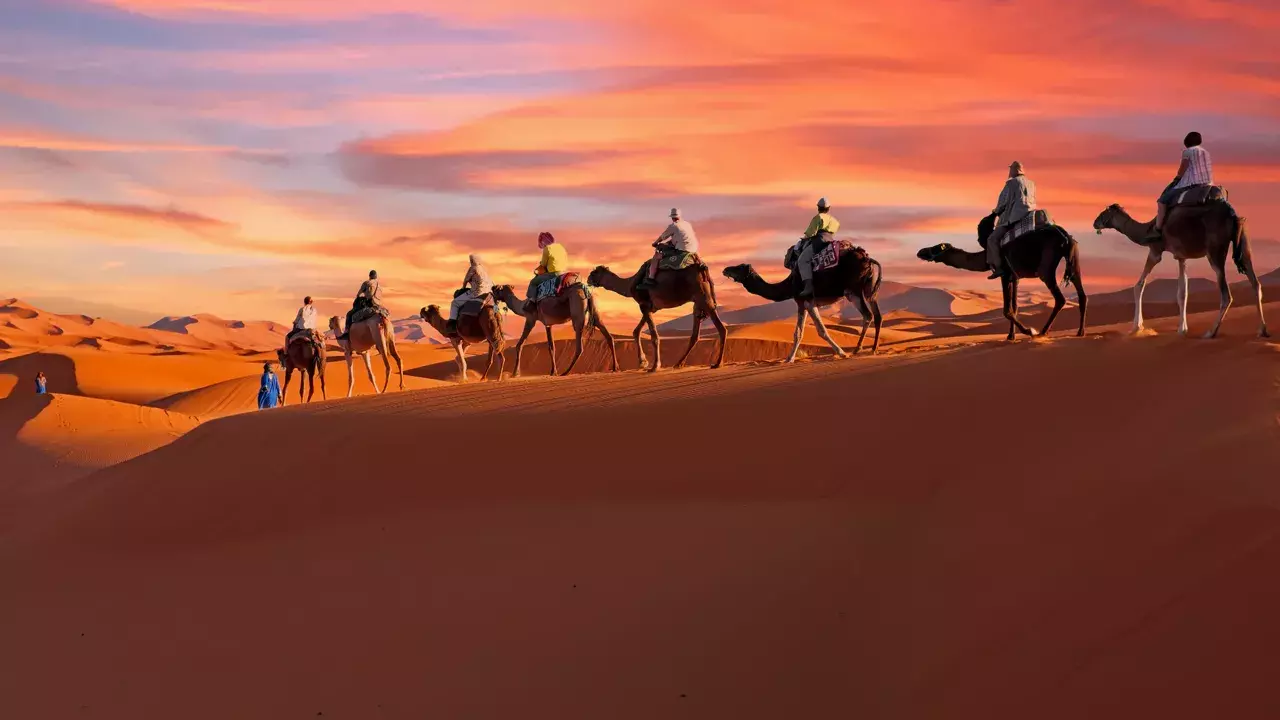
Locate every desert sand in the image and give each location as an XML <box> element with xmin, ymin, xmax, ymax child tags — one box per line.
<box><xmin>1</xmin><ymin>284</ymin><xmax>1278</xmax><ymax>719</ymax></box>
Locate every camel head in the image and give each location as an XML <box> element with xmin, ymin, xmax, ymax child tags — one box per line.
<box><xmin>328</xmin><ymin>316</ymin><xmax>341</xmax><ymax>333</ymax></box>
<box><xmin>421</xmin><ymin>305</ymin><xmax>443</xmax><ymax>325</ymax></box>
<box><xmin>587</xmin><ymin>266</ymin><xmax>609</xmax><ymax>287</ymax></box>
<box><xmin>490</xmin><ymin>284</ymin><xmax>515</xmax><ymax>304</ymax></box>
<box><xmin>916</xmin><ymin>243</ymin><xmax>954</xmax><ymax>263</ymax></box>
<box><xmin>1093</xmin><ymin>204</ymin><xmax>1125</xmax><ymax>234</ymax></box>
<box><xmin>722</xmin><ymin>264</ymin><xmax>757</xmax><ymax>285</ymax></box>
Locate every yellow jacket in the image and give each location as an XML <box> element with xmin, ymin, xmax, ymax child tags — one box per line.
<box><xmin>803</xmin><ymin>212</ymin><xmax>840</xmax><ymax>238</ymax></box>
<box><xmin>536</xmin><ymin>243</ymin><xmax>568</xmax><ymax>274</ymax></box>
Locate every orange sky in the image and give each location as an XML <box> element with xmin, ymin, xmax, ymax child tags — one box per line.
<box><xmin>2</xmin><ymin>0</ymin><xmax>1278</xmax><ymax>323</ymax></box>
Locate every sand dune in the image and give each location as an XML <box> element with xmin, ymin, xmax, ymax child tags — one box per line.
<box><xmin>2</xmin><ymin>302</ymin><xmax>1276</xmax><ymax>719</ymax></box>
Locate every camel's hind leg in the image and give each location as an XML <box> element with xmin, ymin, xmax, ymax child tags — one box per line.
<box><xmin>280</xmin><ymin>365</ymin><xmax>293</xmax><ymax>407</ymax></box>
<box><xmin>388</xmin><ymin>337</ymin><xmax>404</xmax><ymax>391</ymax></box>
<box><xmin>1241</xmin><ymin>258</ymin><xmax>1269</xmax><ymax>338</ymax></box>
<box><xmin>1204</xmin><ymin>258</ymin><xmax>1233</xmax><ymax>339</ymax></box>
<box><xmin>643</xmin><ymin>312</ymin><xmax>662</xmax><ymax>372</ymax></box>
<box><xmin>1039</xmin><ymin>273</ymin><xmax>1066</xmax><ymax>337</ymax></box>
<box><xmin>1132</xmin><ymin>249</ymin><xmax>1161</xmax><ymax>333</ymax></box>
<box><xmin>807</xmin><ymin>305</ymin><xmax>847</xmax><ymax>359</ymax></box>
<box><xmin>561</xmin><ymin>294</ymin><xmax>590</xmax><ymax>377</ymax></box>
<box><xmin>708</xmin><ymin>308</ymin><xmax>727</xmax><ymax>369</ymax></box>
<box><xmin>594</xmin><ymin>312</ymin><xmax>619</xmax><ymax>372</ymax></box>
<box><xmin>785</xmin><ymin>302</ymin><xmax>808</xmax><ymax>363</ymax></box>
<box><xmin>672</xmin><ymin>313</ymin><xmax>703</xmax><ymax>369</ymax></box>
<box><xmin>868</xmin><ymin>298</ymin><xmax>883</xmax><ymax>353</ymax></box>
<box><xmin>852</xmin><ymin>295</ymin><xmax>871</xmax><ymax>354</ymax></box>
<box><xmin>1003</xmin><ymin>276</ymin><xmax>1036</xmax><ymax>339</ymax></box>
<box><xmin>361</xmin><ymin>351</ymin><xmax>379</xmax><ymax>393</ymax></box>
<box><xmin>544</xmin><ymin>325</ymin><xmax>558</xmax><ymax>376</ymax></box>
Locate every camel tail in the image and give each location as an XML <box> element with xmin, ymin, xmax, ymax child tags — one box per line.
<box><xmin>867</xmin><ymin>259</ymin><xmax>883</xmax><ymax>299</ymax></box>
<box><xmin>1231</xmin><ymin>215</ymin><xmax>1248</xmax><ymax>275</ymax></box>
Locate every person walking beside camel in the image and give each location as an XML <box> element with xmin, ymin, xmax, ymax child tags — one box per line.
<box><xmin>34</xmin><ymin>371</ymin><xmax>47</xmax><ymax>395</ymax></box>
<box><xmin>256</xmin><ymin>362</ymin><xmax>281</xmax><ymax>410</ymax></box>
<box><xmin>448</xmin><ymin>254</ymin><xmax>493</xmax><ymax>334</ymax></box>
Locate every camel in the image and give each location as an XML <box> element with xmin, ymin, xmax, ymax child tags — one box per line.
<box><xmin>420</xmin><ymin>303</ymin><xmax>505</xmax><ymax>382</ymax></box>
<box><xmin>491</xmin><ymin>283</ymin><xmax>618</xmax><ymax>378</ymax></box>
<box><xmin>722</xmin><ymin>245</ymin><xmax>884</xmax><ymax>362</ymax></box>
<box><xmin>327</xmin><ymin>314</ymin><xmax>404</xmax><ymax>397</ymax></box>
<box><xmin>1093</xmin><ymin>203</ymin><xmax>1267</xmax><ymax>339</ymax></box>
<box><xmin>917</xmin><ymin>213</ymin><xmax>1087</xmax><ymax>341</ymax></box>
<box><xmin>587</xmin><ymin>262</ymin><xmax>726</xmax><ymax>372</ymax></box>
<box><xmin>275</xmin><ymin>333</ymin><xmax>327</xmax><ymax>405</ymax></box>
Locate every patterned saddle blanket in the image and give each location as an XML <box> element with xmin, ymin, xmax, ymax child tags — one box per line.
<box><xmin>287</xmin><ymin>329</ymin><xmax>324</xmax><ymax>348</ymax></box>
<box><xmin>1001</xmin><ymin>209</ymin><xmax>1054</xmax><ymax>246</ymax></box>
<box><xmin>459</xmin><ymin>293</ymin><xmax>495</xmax><ymax>318</ymax></box>
<box><xmin>531</xmin><ymin>272</ymin><xmax>584</xmax><ymax>303</ymax></box>
<box><xmin>349</xmin><ymin>305</ymin><xmax>390</xmax><ymax>326</ymax></box>
<box><xmin>1169</xmin><ymin>184</ymin><xmax>1228</xmax><ymax>208</ymax></box>
<box><xmin>658</xmin><ymin>248</ymin><xmax>702</xmax><ymax>271</ymax></box>
<box><xmin>811</xmin><ymin>238</ymin><xmax>858</xmax><ymax>272</ymax></box>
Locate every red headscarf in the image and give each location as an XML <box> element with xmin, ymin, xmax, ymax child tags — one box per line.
<box><xmin>537</xmin><ymin>231</ymin><xmax>555</xmax><ymax>249</ymax></box>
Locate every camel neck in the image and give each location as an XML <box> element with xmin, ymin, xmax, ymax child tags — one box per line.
<box><xmin>738</xmin><ymin>267</ymin><xmax>796</xmax><ymax>302</ymax></box>
<box><xmin>593</xmin><ymin>268</ymin><xmax>637</xmax><ymax>297</ymax></box>
<box><xmin>1112</xmin><ymin>211</ymin><xmax>1154</xmax><ymax>244</ymax></box>
<box><xmin>940</xmin><ymin>248</ymin><xmax>989</xmax><ymax>273</ymax></box>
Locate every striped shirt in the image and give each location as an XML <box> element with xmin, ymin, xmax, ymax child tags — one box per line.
<box><xmin>1175</xmin><ymin>146</ymin><xmax>1213</xmax><ymax>189</ymax></box>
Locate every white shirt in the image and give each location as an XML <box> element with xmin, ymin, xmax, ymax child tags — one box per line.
<box><xmin>657</xmin><ymin>220</ymin><xmax>699</xmax><ymax>253</ymax></box>
<box><xmin>293</xmin><ymin>304</ymin><xmax>318</xmax><ymax>331</ymax></box>
<box><xmin>465</xmin><ymin>264</ymin><xmax>493</xmax><ymax>295</ymax></box>
<box><xmin>1176</xmin><ymin>146</ymin><xmax>1213</xmax><ymax>189</ymax></box>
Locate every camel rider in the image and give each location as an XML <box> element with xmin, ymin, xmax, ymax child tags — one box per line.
<box><xmin>447</xmin><ymin>254</ymin><xmax>493</xmax><ymax>333</ymax></box>
<box><xmin>343</xmin><ymin>270</ymin><xmax>383</xmax><ymax>338</ymax></box>
<box><xmin>639</xmin><ymin>208</ymin><xmax>699</xmax><ymax>289</ymax></box>
<box><xmin>794</xmin><ymin>197</ymin><xmax>839</xmax><ymax>299</ymax></box>
<box><xmin>525</xmin><ymin>231</ymin><xmax>568</xmax><ymax>313</ymax></box>
<box><xmin>284</xmin><ymin>296</ymin><xmax>318</xmax><ymax>352</ymax></box>
<box><xmin>1151</xmin><ymin>132</ymin><xmax>1213</xmax><ymax>240</ymax></box>
<box><xmin>987</xmin><ymin>161</ymin><xmax>1037</xmax><ymax>278</ymax></box>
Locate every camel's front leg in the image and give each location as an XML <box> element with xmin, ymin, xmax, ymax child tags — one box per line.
<box><xmin>1176</xmin><ymin>258</ymin><xmax>1189</xmax><ymax>335</ymax></box>
<box><xmin>345</xmin><ymin>355</ymin><xmax>355</xmax><ymax>398</ymax></box>
<box><xmin>1004</xmin><ymin>276</ymin><xmax>1036</xmax><ymax>338</ymax></box>
<box><xmin>305</xmin><ymin>368</ymin><xmax>315</xmax><ymax>403</ymax></box>
<box><xmin>643</xmin><ymin>312</ymin><xmax>662</xmax><ymax>372</ymax></box>
<box><xmin>807</xmin><ymin>305</ymin><xmax>847</xmax><ymax>358</ymax></box>
<box><xmin>361</xmin><ymin>352</ymin><xmax>379</xmax><ymax>393</ymax></box>
<box><xmin>511</xmin><ymin>317</ymin><xmax>536</xmax><ymax>378</ymax></box>
<box><xmin>454</xmin><ymin>342</ymin><xmax>469</xmax><ymax>382</ymax></box>
<box><xmin>1204</xmin><ymin>259</ymin><xmax>1232</xmax><ymax>339</ymax></box>
<box><xmin>785</xmin><ymin>302</ymin><xmax>808</xmax><ymax>363</ymax></box>
<box><xmin>631</xmin><ymin>317</ymin><xmax>648</xmax><ymax>369</ymax></box>
<box><xmin>544</xmin><ymin>325</ymin><xmax>558</xmax><ymax>376</ymax></box>
<box><xmin>1133</xmin><ymin>250</ymin><xmax>1161</xmax><ymax>333</ymax></box>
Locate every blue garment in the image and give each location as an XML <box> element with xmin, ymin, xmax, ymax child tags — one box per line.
<box><xmin>35</xmin><ymin>378</ymin><xmax>47</xmax><ymax>395</ymax></box>
<box><xmin>257</xmin><ymin>371</ymin><xmax>281</xmax><ymax>410</ymax></box>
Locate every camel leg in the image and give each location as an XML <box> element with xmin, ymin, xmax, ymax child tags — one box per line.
<box><xmin>1132</xmin><ymin>250</ymin><xmax>1161</xmax><ymax>333</ymax></box>
<box><xmin>545</xmin><ymin>325</ymin><xmax>558</xmax><ymax>376</ymax></box>
<box><xmin>305</xmin><ymin>366</ymin><xmax>315</xmax><ymax>403</ymax></box>
<box><xmin>1243</xmin><ymin>261</ymin><xmax>1269</xmax><ymax>338</ymax></box>
<box><xmin>708</xmin><ymin>308</ymin><xmax>727</xmax><ymax>369</ymax></box>
<box><xmin>807</xmin><ymin>305</ymin><xmax>847</xmax><ymax>358</ymax></box>
<box><xmin>1204</xmin><ymin>259</ymin><xmax>1232</xmax><ymax>339</ymax></box>
<box><xmin>785</xmin><ymin>302</ymin><xmax>808</xmax><ymax>363</ymax></box>
<box><xmin>1174</xmin><ymin>258</ymin><xmax>1189</xmax><ymax>335</ymax></box>
<box><xmin>362</xmin><ymin>352</ymin><xmax>378</xmax><ymax>393</ymax></box>
<box><xmin>345</xmin><ymin>354</ymin><xmax>355</xmax><ymax>398</ymax></box>
<box><xmin>869</xmin><ymin>298</ymin><xmax>883</xmax><ymax>354</ymax></box>
<box><xmin>1004</xmin><ymin>275</ymin><xmax>1035</xmax><ymax>338</ymax></box>
<box><xmin>673</xmin><ymin>314</ymin><xmax>703</xmax><ymax>369</ymax></box>
<box><xmin>511</xmin><ymin>316</ymin><xmax>536</xmax><ymax>378</ymax></box>
<box><xmin>852</xmin><ymin>295</ymin><xmax>871</xmax><ymax>354</ymax></box>
<box><xmin>561</xmin><ymin>311</ymin><xmax>589</xmax><ymax>377</ymax></box>
<box><xmin>1039</xmin><ymin>272</ymin><xmax>1066</xmax><ymax>337</ymax></box>
<box><xmin>594</xmin><ymin>314</ymin><xmax>619</xmax><ymax>372</ymax></box>
<box><xmin>480</xmin><ymin>339</ymin><xmax>496</xmax><ymax>381</ymax></box>
<box><xmin>454</xmin><ymin>342</ymin><xmax>469</xmax><ymax>383</ymax></box>
<box><xmin>492</xmin><ymin>331</ymin><xmax>505</xmax><ymax>381</ymax></box>
<box><xmin>644</xmin><ymin>312</ymin><xmax>661</xmax><ymax>372</ymax></box>
<box><xmin>1071</xmin><ymin>272</ymin><xmax>1088</xmax><ymax>338</ymax></box>
<box><xmin>631</xmin><ymin>317</ymin><xmax>648</xmax><ymax>369</ymax></box>
<box><xmin>280</xmin><ymin>366</ymin><xmax>293</xmax><ymax>407</ymax></box>
<box><xmin>318</xmin><ymin>360</ymin><xmax>327</xmax><ymax>401</ymax></box>
<box><xmin>388</xmin><ymin>338</ymin><xmax>404</xmax><ymax>391</ymax></box>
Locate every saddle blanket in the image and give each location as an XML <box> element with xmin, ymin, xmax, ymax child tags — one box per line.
<box><xmin>287</xmin><ymin>329</ymin><xmax>324</xmax><ymax>348</ymax></box>
<box><xmin>459</xmin><ymin>294</ymin><xmax>495</xmax><ymax>317</ymax></box>
<box><xmin>1170</xmin><ymin>184</ymin><xmax>1227</xmax><ymax>208</ymax></box>
<box><xmin>658</xmin><ymin>249</ymin><xmax>701</xmax><ymax>271</ymax></box>
<box><xmin>812</xmin><ymin>238</ymin><xmax>857</xmax><ymax>272</ymax></box>
<box><xmin>349</xmin><ymin>305</ymin><xmax>389</xmax><ymax>325</ymax></box>
<box><xmin>532</xmin><ymin>272</ymin><xmax>583</xmax><ymax>302</ymax></box>
<box><xmin>1003</xmin><ymin>209</ymin><xmax>1053</xmax><ymax>246</ymax></box>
